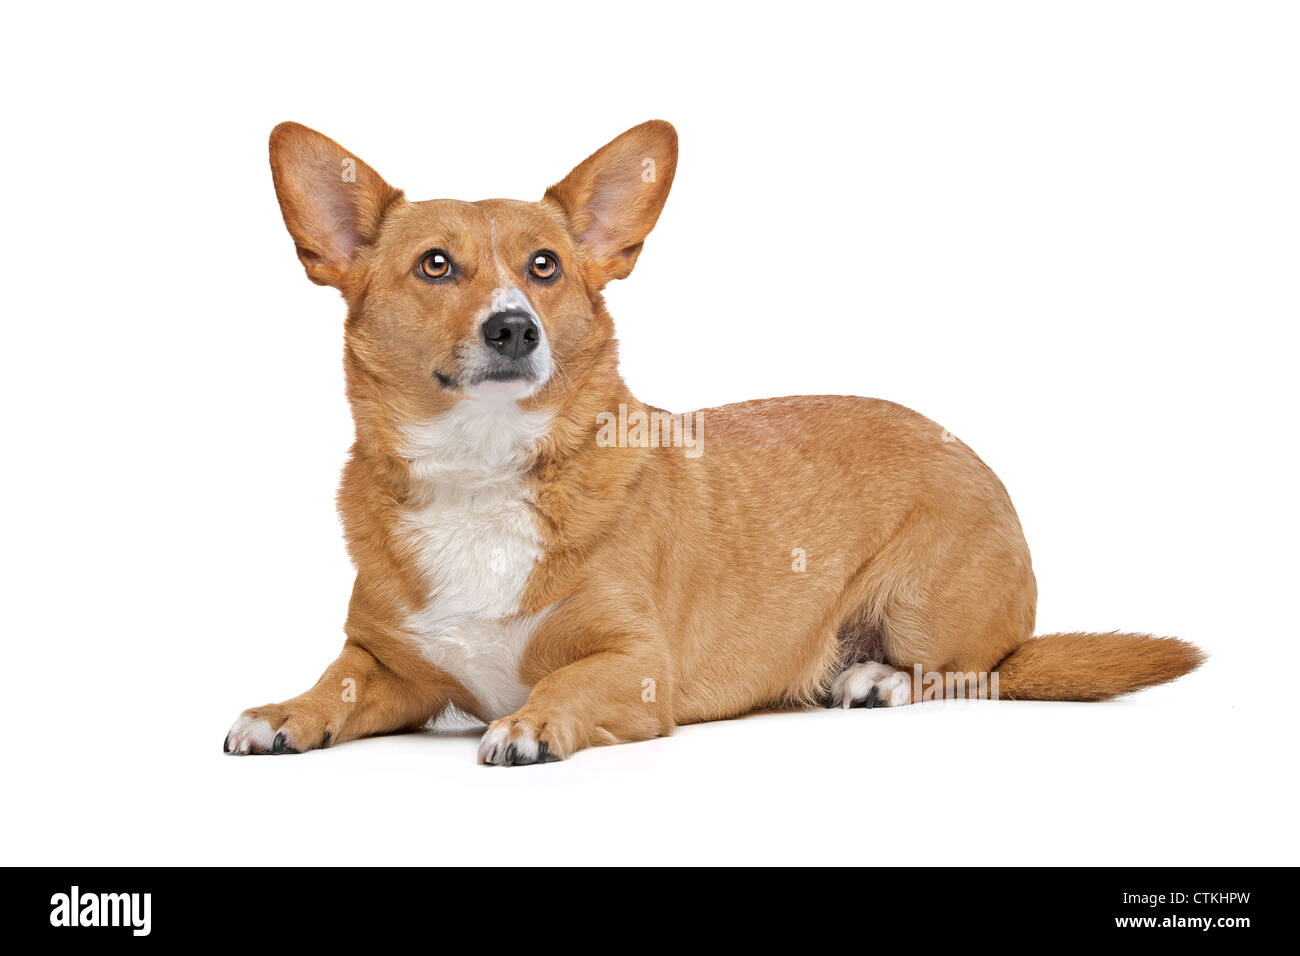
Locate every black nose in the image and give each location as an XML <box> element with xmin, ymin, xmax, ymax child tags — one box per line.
<box><xmin>481</xmin><ymin>310</ymin><xmax>540</xmax><ymax>360</ymax></box>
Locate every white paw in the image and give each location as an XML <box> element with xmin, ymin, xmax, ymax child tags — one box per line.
<box><xmin>830</xmin><ymin>662</ymin><xmax>913</xmax><ymax>709</ymax></box>
<box><xmin>476</xmin><ymin>720</ymin><xmax>558</xmax><ymax>766</ymax></box>
<box><xmin>224</xmin><ymin>713</ymin><xmax>294</xmax><ymax>755</ymax></box>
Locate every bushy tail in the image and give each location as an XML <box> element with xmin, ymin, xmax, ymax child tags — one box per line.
<box><xmin>995</xmin><ymin>632</ymin><xmax>1205</xmax><ymax>701</ymax></box>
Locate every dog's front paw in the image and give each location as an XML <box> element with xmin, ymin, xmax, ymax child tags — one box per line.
<box><xmin>224</xmin><ymin>705</ymin><xmax>332</xmax><ymax>755</ymax></box>
<box><xmin>477</xmin><ymin>713</ymin><xmax>571</xmax><ymax>766</ymax></box>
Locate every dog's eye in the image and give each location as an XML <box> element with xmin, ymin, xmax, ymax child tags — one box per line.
<box><xmin>417</xmin><ymin>250</ymin><xmax>454</xmax><ymax>281</ymax></box>
<box><xmin>529</xmin><ymin>251</ymin><xmax>560</xmax><ymax>282</ymax></box>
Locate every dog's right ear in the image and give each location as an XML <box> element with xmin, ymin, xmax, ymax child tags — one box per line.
<box><xmin>268</xmin><ymin>122</ymin><xmax>404</xmax><ymax>289</ymax></box>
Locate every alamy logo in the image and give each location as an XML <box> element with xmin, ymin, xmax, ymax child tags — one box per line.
<box><xmin>49</xmin><ymin>885</ymin><xmax>151</xmax><ymax>936</ymax></box>
<box><xmin>595</xmin><ymin>403</ymin><xmax>704</xmax><ymax>458</ymax></box>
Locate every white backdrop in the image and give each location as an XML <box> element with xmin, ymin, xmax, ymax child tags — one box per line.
<box><xmin>2</xmin><ymin>1</ymin><xmax>1296</xmax><ymax>865</ymax></box>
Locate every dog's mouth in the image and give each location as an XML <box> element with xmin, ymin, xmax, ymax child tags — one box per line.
<box><xmin>476</xmin><ymin>367</ymin><xmax>535</xmax><ymax>383</ymax></box>
<box><xmin>434</xmin><ymin>358</ymin><xmax>549</xmax><ymax>402</ymax></box>
<box><xmin>433</xmin><ymin>366</ymin><xmax>539</xmax><ymax>389</ymax></box>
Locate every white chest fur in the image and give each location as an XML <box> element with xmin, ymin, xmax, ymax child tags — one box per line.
<box><xmin>398</xmin><ymin>399</ymin><xmax>554</xmax><ymax>721</ymax></box>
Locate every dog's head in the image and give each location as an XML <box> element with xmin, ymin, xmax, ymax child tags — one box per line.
<box><xmin>268</xmin><ymin>121</ymin><xmax>676</xmax><ymax>421</ymax></box>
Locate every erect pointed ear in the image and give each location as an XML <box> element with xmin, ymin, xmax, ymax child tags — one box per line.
<box><xmin>543</xmin><ymin>120</ymin><xmax>678</xmax><ymax>288</ymax></box>
<box><xmin>268</xmin><ymin>122</ymin><xmax>404</xmax><ymax>289</ymax></box>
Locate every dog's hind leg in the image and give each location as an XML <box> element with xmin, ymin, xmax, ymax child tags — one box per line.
<box><xmin>829</xmin><ymin>660</ymin><xmax>913</xmax><ymax>709</ymax></box>
<box><xmin>824</xmin><ymin>619</ymin><xmax>912</xmax><ymax>708</ymax></box>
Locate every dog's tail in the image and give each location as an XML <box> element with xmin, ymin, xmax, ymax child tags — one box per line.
<box><xmin>993</xmin><ymin>632</ymin><xmax>1205</xmax><ymax>701</ymax></box>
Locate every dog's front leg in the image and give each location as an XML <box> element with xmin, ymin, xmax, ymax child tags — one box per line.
<box><xmin>225</xmin><ymin>639</ymin><xmax>448</xmax><ymax>755</ymax></box>
<box><xmin>478</xmin><ymin>644</ymin><xmax>673</xmax><ymax>766</ymax></box>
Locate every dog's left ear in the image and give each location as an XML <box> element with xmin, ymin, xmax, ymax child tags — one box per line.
<box><xmin>544</xmin><ymin>120</ymin><xmax>678</xmax><ymax>287</ymax></box>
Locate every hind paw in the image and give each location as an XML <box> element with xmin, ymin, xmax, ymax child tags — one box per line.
<box><xmin>829</xmin><ymin>662</ymin><xmax>912</xmax><ymax>709</ymax></box>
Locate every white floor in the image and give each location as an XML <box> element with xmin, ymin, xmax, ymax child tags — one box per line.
<box><xmin>11</xmin><ymin>664</ymin><xmax>1288</xmax><ymax>867</ymax></box>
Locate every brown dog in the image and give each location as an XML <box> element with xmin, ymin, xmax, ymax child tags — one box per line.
<box><xmin>225</xmin><ymin>121</ymin><xmax>1203</xmax><ymax>765</ymax></box>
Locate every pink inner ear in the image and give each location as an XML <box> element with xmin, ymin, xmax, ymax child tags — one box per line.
<box><xmin>579</xmin><ymin>169</ymin><xmax>643</xmax><ymax>255</ymax></box>
<box><xmin>321</xmin><ymin>186</ymin><xmax>363</xmax><ymax>263</ymax></box>
<box><xmin>300</xmin><ymin>152</ymin><xmax>364</xmax><ymax>264</ymax></box>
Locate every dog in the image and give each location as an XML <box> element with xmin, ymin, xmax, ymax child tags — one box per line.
<box><xmin>225</xmin><ymin>120</ymin><xmax>1204</xmax><ymax>765</ymax></box>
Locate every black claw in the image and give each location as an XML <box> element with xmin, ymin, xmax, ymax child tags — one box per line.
<box><xmin>863</xmin><ymin>686</ymin><xmax>881</xmax><ymax>710</ymax></box>
<box><xmin>504</xmin><ymin>744</ymin><xmax>518</xmax><ymax>766</ymax></box>
<box><xmin>268</xmin><ymin>731</ymin><xmax>301</xmax><ymax>754</ymax></box>
<box><xmin>321</xmin><ymin>731</ymin><xmax>332</xmax><ymax>749</ymax></box>
<box><xmin>223</xmin><ymin>734</ymin><xmax>231</xmax><ymax>753</ymax></box>
<box><xmin>269</xmin><ymin>731</ymin><xmax>301</xmax><ymax>755</ymax></box>
<box><xmin>537</xmin><ymin>740</ymin><xmax>552</xmax><ymax>763</ymax></box>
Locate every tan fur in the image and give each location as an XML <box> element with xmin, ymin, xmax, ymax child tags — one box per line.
<box><xmin>995</xmin><ymin>632</ymin><xmax>1206</xmax><ymax>701</ymax></box>
<box><xmin>226</xmin><ymin>121</ymin><xmax>1203</xmax><ymax>762</ymax></box>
